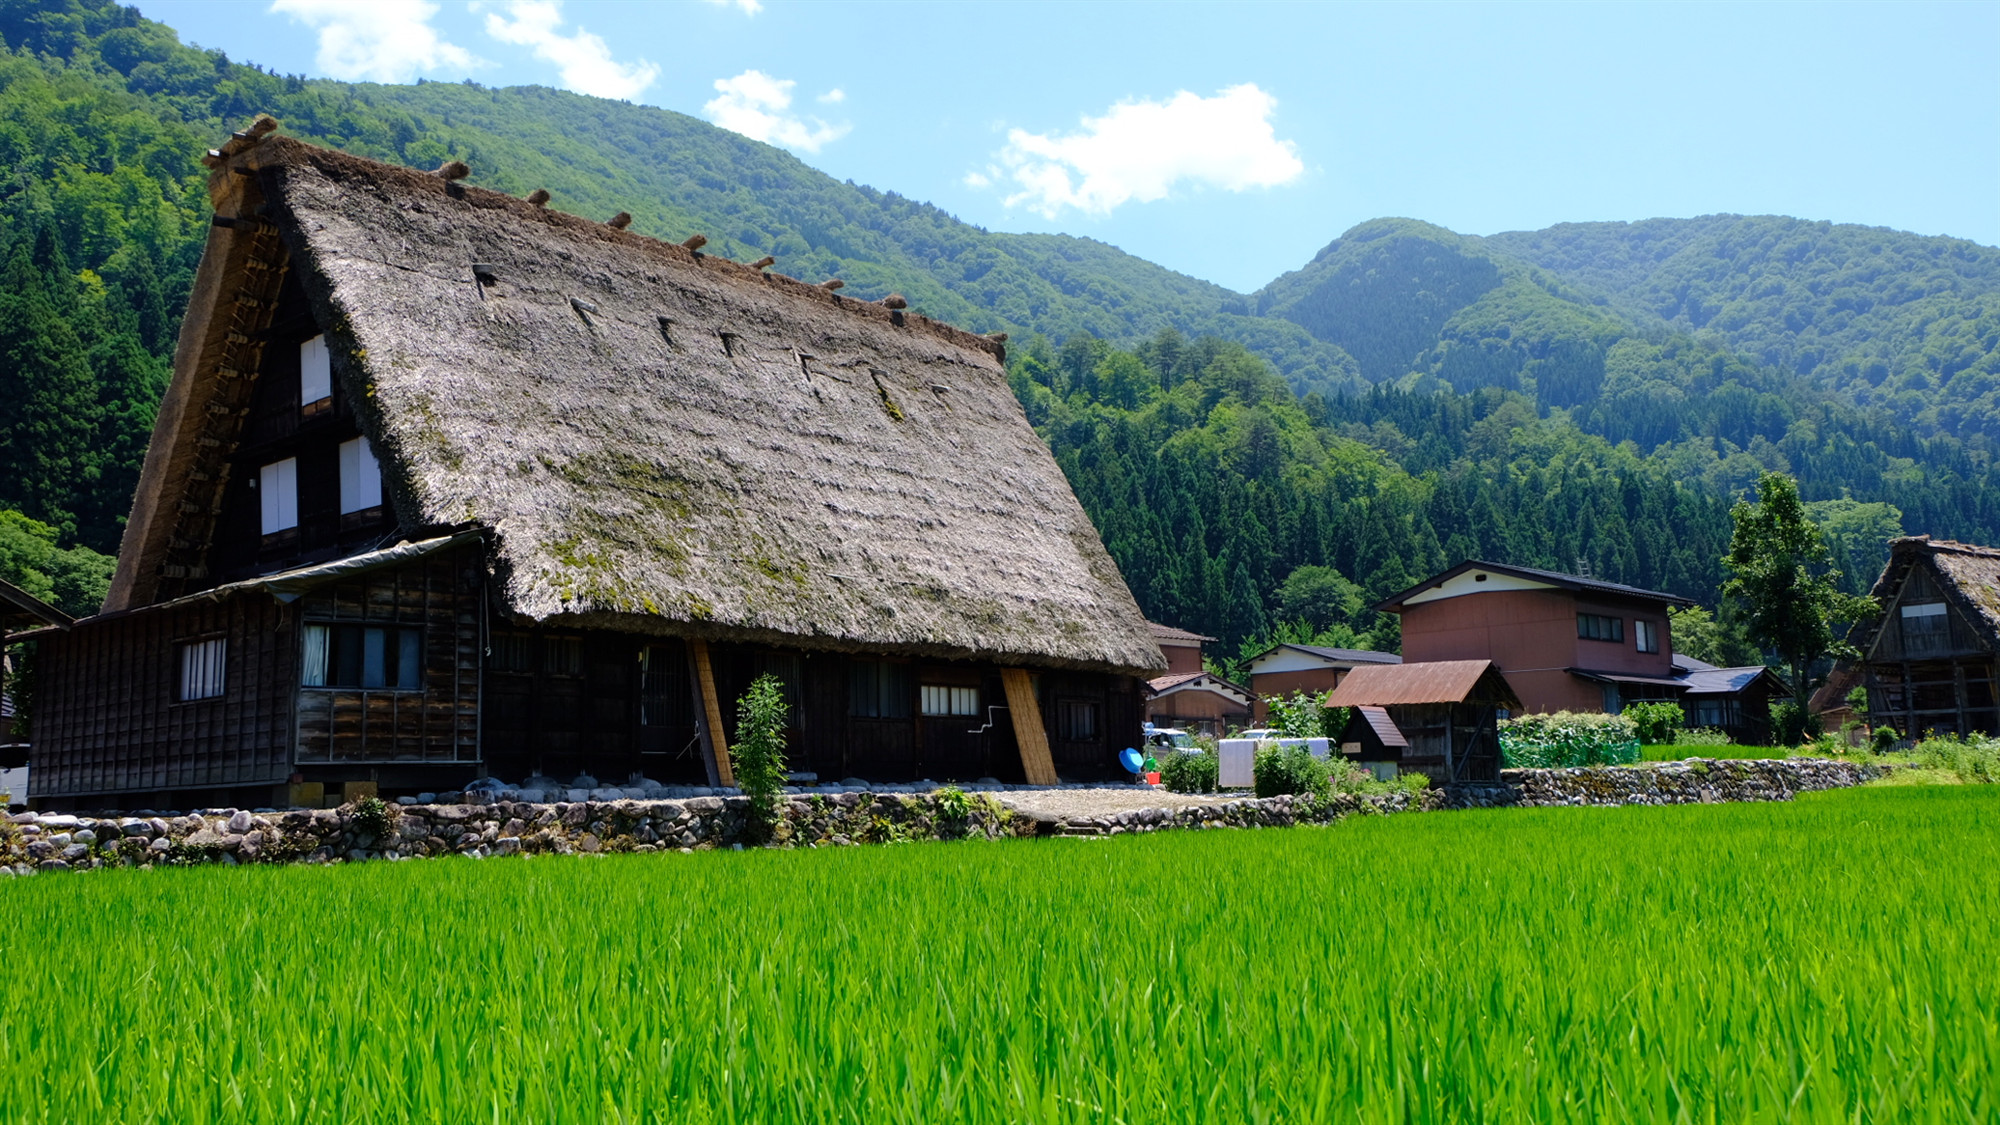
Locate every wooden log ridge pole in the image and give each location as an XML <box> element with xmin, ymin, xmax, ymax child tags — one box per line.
<box><xmin>688</xmin><ymin>638</ymin><xmax>734</xmax><ymax>787</ymax></box>
<box><xmin>1001</xmin><ymin>667</ymin><xmax>1058</xmax><ymax>786</ymax></box>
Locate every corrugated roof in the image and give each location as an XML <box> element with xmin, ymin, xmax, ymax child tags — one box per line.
<box><xmin>1356</xmin><ymin>706</ymin><xmax>1409</xmax><ymax>747</ymax></box>
<box><xmin>1148</xmin><ymin>622</ymin><xmax>1216</xmax><ymax>644</ymax></box>
<box><xmin>1569</xmin><ymin>668</ymin><xmax>1690</xmax><ymax>689</ymax></box>
<box><xmin>1326</xmin><ymin>659</ymin><xmax>1518</xmax><ymax>707</ymax></box>
<box><xmin>1683</xmin><ymin>666</ymin><xmax>1783</xmax><ymax>695</ymax></box>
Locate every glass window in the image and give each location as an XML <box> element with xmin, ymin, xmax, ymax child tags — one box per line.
<box><xmin>178</xmin><ymin>638</ymin><xmax>226</xmax><ymax>701</ymax></box>
<box><xmin>300</xmin><ymin>335</ymin><xmax>332</xmax><ymax>412</ymax></box>
<box><xmin>488</xmin><ymin>631</ymin><xmax>535</xmax><ymax>673</ymax></box>
<box><xmin>1900</xmin><ymin>602</ymin><xmax>1949</xmax><ymax>654</ymax></box>
<box><xmin>339</xmin><ymin>436</ymin><xmax>382</xmax><ymax>514</ymax></box>
<box><xmin>1634</xmin><ymin>619</ymin><xmax>1659</xmax><ymax>654</ymax></box>
<box><xmin>1058</xmin><ymin>699</ymin><xmax>1099</xmax><ymax>741</ymax></box>
<box><xmin>302</xmin><ymin>624</ymin><xmax>423</xmax><ymax>690</ymax></box>
<box><xmin>259</xmin><ymin>458</ymin><xmax>298</xmax><ymax>534</ymax></box>
<box><xmin>543</xmin><ymin>636</ymin><xmax>583</xmax><ymax>676</ymax></box>
<box><xmin>850</xmin><ymin>660</ymin><xmax>912</xmax><ymax>718</ymax></box>
<box><xmin>920</xmin><ymin>684</ymin><xmax>979</xmax><ymax>717</ymax></box>
<box><xmin>640</xmin><ymin>645</ymin><xmax>691</xmax><ymax>727</ymax></box>
<box><xmin>1577</xmin><ymin>613</ymin><xmax>1624</xmax><ymax>643</ymax></box>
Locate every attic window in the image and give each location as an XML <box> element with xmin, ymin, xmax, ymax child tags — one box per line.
<box><xmin>259</xmin><ymin>457</ymin><xmax>299</xmax><ymax>534</ymax></box>
<box><xmin>339</xmin><ymin>436</ymin><xmax>383</xmax><ymax>514</ymax></box>
<box><xmin>300</xmin><ymin>335</ymin><xmax>332</xmax><ymax>417</ymax></box>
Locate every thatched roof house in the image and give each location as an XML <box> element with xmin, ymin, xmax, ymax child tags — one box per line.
<box><xmin>1850</xmin><ymin>536</ymin><xmax>2000</xmax><ymax>740</ymax></box>
<box><xmin>35</xmin><ymin>122</ymin><xmax>1162</xmax><ymax>808</ymax></box>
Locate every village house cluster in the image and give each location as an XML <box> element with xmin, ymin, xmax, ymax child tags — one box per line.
<box><xmin>1</xmin><ymin>125</ymin><xmax>1993</xmax><ymax>811</ymax></box>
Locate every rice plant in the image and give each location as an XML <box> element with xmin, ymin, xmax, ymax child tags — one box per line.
<box><xmin>2</xmin><ymin>787</ymin><xmax>1994</xmax><ymax>1123</ymax></box>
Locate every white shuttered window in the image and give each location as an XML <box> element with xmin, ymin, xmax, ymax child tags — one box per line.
<box><xmin>339</xmin><ymin>436</ymin><xmax>382</xmax><ymax>513</ymax></box>
<box><xmin>300</xmin><ymin>335</ymin><xmax>332</xmax><ymax>408</ymax></box>
<box><xmin>259</xmin><ymin>457</ymin><xmax>298</xmax><ymax>533</ymax></box>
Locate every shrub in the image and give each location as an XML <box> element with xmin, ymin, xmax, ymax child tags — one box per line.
<box><xmin>1252</xmin><ymin>741</ymin><xmax>1331</xmax><ymax>798</ymax></box>
<box><xmin>733</xmin><ymin>673</ymin><xmax>790</xmax><ymax>840</ymax></box>
<box><xmin>1160</xmin><ymin>749</ymin><xmax>1218</xmax><ymax>794</ymax></box>
<box><xmin>1264</xmin><ymin>691</ymin><xmax>1348</xmax><ymax>739</ymax></box>
<box><xmin>1771</xmin><ymin>701</ymin><xmax>1820</xmax><ymax>747</ymax></box>
<box><xmin>1499</xmin><ymin>712</ymin><xmax>1640</xmax><ymax>768</ymax></box>
<box><xmin>351</xmin><ymin>795</ymin><xmax>395</xmax><ymax>838</ymax></box>
<box><xmin>1870</xmin><ymin>725</ymin><xmax>1902</xmax><ymax>753</ymax></box>
<box><xmin>1911</xmin><ymin>734</ymin><xmax>2000</xmax><ymax>784</ymax></box>
<box><xmin>1674</xmin><ymin>727</ymin><xmax>1734</xmax><ymax>747</ymax></box>
<box><xmin>1624</xmin><ymin>701</ymin><xmax>1685</xmax><ymax>744</ymax></box>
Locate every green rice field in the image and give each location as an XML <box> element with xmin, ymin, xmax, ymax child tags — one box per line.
<box><xmin>4</xmin><ymin>788</ymin><xmax>1996</xmax><ymax>1123</ymax></box>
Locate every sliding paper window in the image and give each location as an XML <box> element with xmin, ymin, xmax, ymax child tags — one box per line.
<box><xmin>339</xmin><ymin>436</ymin><xmax>382</xmax><ymax>514</ymax></box>
<box><xmin>302</xmin><ymin>624</ymin><xmax>423</xmax><ymax>690</ymax></box>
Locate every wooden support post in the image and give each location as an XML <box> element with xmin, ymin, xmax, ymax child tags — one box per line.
<box><xmin>687</xmin><ymin>639</ymin><xmax>734</xmax><ymax>787</ymax></box>
<box><xmin>1001</xmin><ymin>667</ymin><xmax>1058</xmax><ymax>786</ymax></box>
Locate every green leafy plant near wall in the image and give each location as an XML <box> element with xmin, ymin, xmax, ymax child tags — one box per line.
<box><xmin>1624</xmin><ymin>701</ymin><xmax>1685</xmax><ymax>745</ymax></box>
<box><xmin>1499</xmin><ymin>711</ymin><xmax>1641</xmax><ymax>768</ymax></box>
<box><xmin>733</xmin><ymin>674</ymin><xmax>790</xmax><ymax>842</ymax></box>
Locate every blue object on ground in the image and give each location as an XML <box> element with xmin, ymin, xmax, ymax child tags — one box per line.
<box><xmin>1118</xmin><ymin>748</ymin><xmax>1144</xmax><ymax>774</ymax></box>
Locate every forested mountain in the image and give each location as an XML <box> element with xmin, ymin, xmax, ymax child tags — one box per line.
<box><xmin>3</xmin><ymin>0</ymin><xmax>1997</xmax><ymax>657</ymax></box>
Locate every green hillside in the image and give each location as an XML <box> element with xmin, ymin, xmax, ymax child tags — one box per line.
<box><xmin>1484</xmin><ymin>215</ymin><xmax>2000</xmax><ymax>436</ymax></box>
<box><xmin>5</xmin><ymin>0</ymin><xmax>2000</xmax><ymax>660</ymax></box>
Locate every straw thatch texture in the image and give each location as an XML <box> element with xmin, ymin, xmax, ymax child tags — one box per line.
<box><xmin>246</xmin><ymin>138</ymin><xmax>1161</xmax><ymax>674</ymax></box>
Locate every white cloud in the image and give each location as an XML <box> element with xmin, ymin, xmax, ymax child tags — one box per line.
<box><xmin>704</xmin><ymin>70</ymin><xmax>851</xmax><ymax>152</ymax></box>
<box><xmin>269</xmin><ymin>0</ymin><xmax>479</xmax><ymax>83</ymax></box>
<box><xmin>482</xmin><ymin>0</ymin><xmax>660</xmax><ymax>101</ymax></box>
<box><xmin>817</xmin><ymin>88</ymin><xmax>845</xmax><ymax>104</ymax></box>
<box><xmin>984</xmin><ymin>84</ymin><xmax>1304</xmax><ymax>218</ymax></box>
<box><xmin>962</xmin><ymin>170</ymin><xmax>991</xmax><ymax>188</ymax></box>
<box><xmin>704</xmin><ymin>0</ymin><xmax>763</xmax><ymax>13</ymax></box>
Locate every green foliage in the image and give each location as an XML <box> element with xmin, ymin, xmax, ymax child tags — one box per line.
<box><xmin>1251</xmin><ymin>741</ymin><xmax>1331</xmax><ymax>798</ymax></box>
<box><xmin>1770</xmin><ymin>701</ymin><xmax>1821</xmax><ymax>748</ymax></box>
<box><xmin>1158</xmin><ymin>749</ymin><xmax>1218</xmax><ymax>794</ymax></box>
<box><xmin>0</xmin><ymin>508</ymin><xmax>113</xmax><ymax>616</ymax></box>
<box><xmin>1500</xmin><ymin>711</ymin><xmax>1641</xmax><ymax>768</ymax></box>
<box><xmin>7</xmin><ymin>788</ymin><xmax>2000</xmax><ymax>1119</ymax></box>
<box><xmin>1623</xmin><ymin>701</ymin><xmax>1685</xmax><ymax>745</ymax></box>
<box><xmin>733</xmin><ymin>673</ymin><xmax>790</xmax><ymax>836</ymax></box>
<box><xmin>1909</xmin><ymin>734</ymin><xmax>2000</xmax><ymax>784</ymax></box>
<box><xmin>1263</xmin><ymin>690</ymin><xmax>1345</xmax><ymax>739</ymax></box>
<box><xmin>933</xmin><ymin>785</ymin><xmax>971</xmax><ymax>823</ymax></box>
<box><xmin>1664</xmin><ymin>605</ymin><xmax>1759</xmax><ymax>667</ymax></box>
<box><xmin>349</xmin><ymin>795</ymin><xmax>394</xmax><ymax>839</ymax></box>
<box><xmin>1674</xmin><ymin>727</ymin><xmax>1737</xmax><ymax>747</ymax></box>
<box><xmin>1724</xmin><ymin>473</ymin><xmax>1879</xmax><ymax>707</ymax></box>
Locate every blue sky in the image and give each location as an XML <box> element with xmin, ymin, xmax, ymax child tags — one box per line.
<box><xmin>140</xmin><ymin>1</ymin><xmax>1999</xmax><ymax>292</ymax></box>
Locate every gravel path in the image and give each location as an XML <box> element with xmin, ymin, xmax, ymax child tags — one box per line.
<box><xmin>993</xmin><ymin>787</ymin><xmax>1246</xmax><ymax>820</ymax></box>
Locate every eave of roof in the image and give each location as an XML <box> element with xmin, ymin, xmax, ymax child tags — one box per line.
<box><xmin>1374</xmin><ymin>560</ymin><xmax>1693</xmax><ymax>613</ymax></box>
<box><xmin>0</xmin><ymin>578</ymin><xmax>73</xmax><ymax>633</ymax></box>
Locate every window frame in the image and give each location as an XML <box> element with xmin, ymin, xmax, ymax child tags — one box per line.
<box><xmin>300</xmin><ymin>622</ymin><xmax>426</xmax><ymax>692</ymax></box>
<box><xmin>300</xmin><ymin>334</ymin><xmax>333</xmax><ymax>417</ymax></box>
<box><xmin>338</xmin><ymin>435</ymin><xmax>383</xmax><ymax>515</ymax></box>
<box><xmin>177</xmin><ymin>636</ymin><xmax>228</xmax><ymax>703</ymax></box>
<box><xmin>1576</xmin><ymin>613</ymin><xmax>1625</xmax><ymax>644</ymax></box>
<box><xmin>1057</xmin><ymin>698</ymin><xmax>1100</xmax><ymax>741</ymax></box>
<box><xmin>259</xmin><ymin>457</ymin><xmax>299</xmax><ymax>535</ymax></box>
<box><xmin>1634</xmin><ymin>619</ymin><xmax>1659</xmax><ymax>654</ymax></box>
<box><xmin>919</xmin><ymin>683</ymin><xmax>980</xmax><ymax>717</ymax></box>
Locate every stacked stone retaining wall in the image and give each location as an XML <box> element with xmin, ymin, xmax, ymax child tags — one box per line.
<box><xmin>0</xmin><ymin>758</ymin><xmax>1889</xmax><ymax>875</ymax></box>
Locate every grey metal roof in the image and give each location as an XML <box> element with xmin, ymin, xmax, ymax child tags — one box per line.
<box><xmin>1376</xmin><ymin>560</ymin><xmax>1693</xmax><ymax>612</ymax></box>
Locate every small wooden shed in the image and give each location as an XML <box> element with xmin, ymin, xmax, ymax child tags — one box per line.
<box><xmin>1327</xmin><ymin>659</ymin><xmax>1520</xmax><ymax>783</ymax></box>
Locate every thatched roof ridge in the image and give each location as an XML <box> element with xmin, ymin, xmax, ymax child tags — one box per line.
<box><xmin>252</xmin><ymin>137</ymin><xmax>1007</xmax><ymax>362</ymax></box>
<box><xmin>170</xmin><ymin>131</ymin><xmax>1162</xmax><ymax>674</ymax></box>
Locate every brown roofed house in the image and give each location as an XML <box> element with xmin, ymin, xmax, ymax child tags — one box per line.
<box><xmin>1244</xmin><ymin>643</ymin><xmax>1401</xmax><ymax>723</ymax></box>
<box><xmin>1142</xmin><ymin>623</ymin><xmax>1249</xmax><ymax>736</ymax></box>
<box><xmin>30</xmin><ymin>124</ymin><xmax>1165</xmax><ymax>809</ymax></box>
<box><xmin>1852</xmin><ymin>537</ymin><xmax>2000</xmax><ymax>740</ymax></box>
<box><xmin>1327</xmin><ymin>659</ymin><xmax>1520</xmax><ymax>782</ymax></box>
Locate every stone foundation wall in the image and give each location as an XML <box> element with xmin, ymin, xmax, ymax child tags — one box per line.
<box><xmin>0</xmin><ymin>758</ymin><xmax>1888</xmax><ymax>876</ymax></box>
<box><xmin>1445</xmin><ymin>757</ymin><xmax>1887</xmax><ymax>809</ymax></box>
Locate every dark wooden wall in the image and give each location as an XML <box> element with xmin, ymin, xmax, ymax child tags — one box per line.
<box><xmin>295</xmin><ymin>547</ymin><xmax>481</xmax><ymax>765</ymax></box>
<box><xmin>34</xmin><ymin>594</ymin><xmax>296</xmax><ymax>798</ymax></box>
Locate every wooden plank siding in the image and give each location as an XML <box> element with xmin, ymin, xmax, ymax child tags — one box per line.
<box><xmin>34</xmin><ymin>594</ymin><xmax>295</xmax><ymax>799</ymax></box>
<box><xmin>293</xmin><ymin>546</ymin><xmax>482</xmax><ymax>765</ymax></box>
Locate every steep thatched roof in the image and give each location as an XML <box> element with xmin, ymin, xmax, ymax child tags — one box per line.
<box><xmin>113</xmin><ymin>130</ymin><xmax>1163</xmax><ymax>675</ymax></box>
<box><xmin>1854</xmin><ymin>537</ymin><xmax>2000</xmax><ymax>656</ymax></box>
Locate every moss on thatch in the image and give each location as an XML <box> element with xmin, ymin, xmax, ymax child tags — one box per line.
<box><xmin>128</xmin><ymin>133</ymin><xmax>1163</xmax><ymax>675</ymax></box>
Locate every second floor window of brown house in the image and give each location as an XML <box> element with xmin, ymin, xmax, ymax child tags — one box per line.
<box><xmin>1578</xmin><ymin>613</ymin><xmax>1624</xmax><ymax>643</ymax></box>
<box><xmin>1634</xmin><ymin>619</ymin><xmax>1659</xmax><ymax>654</ymax></box>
